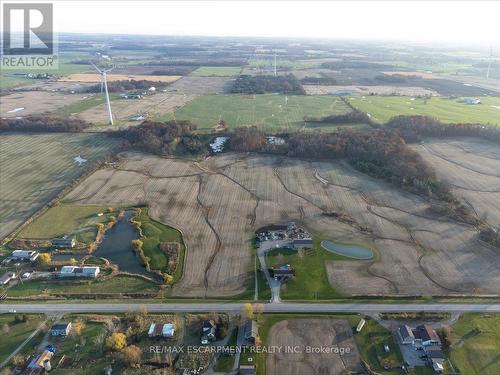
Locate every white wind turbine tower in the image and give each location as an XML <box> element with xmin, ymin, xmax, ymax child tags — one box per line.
<box><xmin>486</xmin><ymin>46</ymin><xmax>493</xmax><ymax>79</ymax></box>
<box><xmin>91</xmin><ymin>62</ymin><xmax>114</xmax><ymax>125</ymax></box>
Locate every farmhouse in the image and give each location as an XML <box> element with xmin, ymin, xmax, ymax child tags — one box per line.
<box><xmin>50</xmin><ymin>322</ymin><xmax>72</xmax><ymax>336</ymax></box>
<box><xmin>0</xmin><ymin>271</ymin><xmax>17</xmax><ymax>286</ymax></box>
<box><xmin>292</xmin><ymin>238</ymin><xmax>313</xmax><ymax>249</ymax></box>
<box><xmin>398</xmin><ymin>325</ymin><xmax>415</xmax><ymax>345</ymax></box>
<box><xmin>11</xmin><ymin>250</ymin><xmax>39</xmax><ymax>262</ymax></box>
<box><xmin>413</xmin><ymin>325</ymin><xmax>441</xmax><ymax>346</ymax></box>
<box><xmin>244</xmin><ymin>320</ymin><xmax>259</xmax><ymax>345</ymax></box>
<box><xmin>52</xmin><ymin>236</ymin><xmax>76</xmax><ymax>248</ymax></box>
<box><xmin>59</xmin><ymin>266</ymin><xmax>100</xmax><ymax>278</ymax></box>
<box><xmin>201</xmin><ymin>319</ymin><xmax>216</xmax><ymax>344</ymax></box>
<box><xmin>148</xmin><ymin>323</ymin><xmax>175</xmax><ymax>338</ymax></box>
<box><xmin>270</xmin><ymin>264</ymin><xmax>294</xmax><ymax>280</ymax></box>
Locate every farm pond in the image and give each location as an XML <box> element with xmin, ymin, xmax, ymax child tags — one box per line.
<box><xmin>93</xmin><ymin>211</ymin><xmax>160</xmax><ymax>280</ymax></box>
<box><xmin>320</xmin><ymin>240</ymin><xmax>374</xmax><ymax>260</ymax></box>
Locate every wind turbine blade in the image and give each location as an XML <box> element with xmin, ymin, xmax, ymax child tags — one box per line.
<box><xmin>103</xmin><ymin>74</ymin><xmax>114</xmax><ymax>125</ymax></box>
<box><xmin>90</xmin><ymin>61</ymin><xmax>102</xmax><ymax>74</ymax></box>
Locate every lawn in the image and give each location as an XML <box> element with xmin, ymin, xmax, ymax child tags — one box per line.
<box><xmin>19</xmin><ymin>204</ymin><xmax>114</xmax><ymax>244</ymax></box>
<box><xmin>157</xmin><ymin>94</ymin><xmax>352</xmax><ymax>131</ymax></box>
<box><xmin>448</xmin><ymin>313</ymin><xmax>500</xmax><ymax>375</ymax></box>
<box><xmin>6</xmin><ymin>275</ymin><xmax>158</xmax><ymax>298</ymax></box>
<box><xmin>265</xmin><ymin>238</ymin><xmax>346</xmax><ymax>300</ymax></box>
<box><xmin>49</xmin><ymin>321</ymin><xmax>110</xmax><ymax>375</ymax></box>
<box><xmin>55</xmin><ymin>95</ymin><xmax>107</xmax><ymax>117</ymax></box>
<box><xmin>135</xmin><ymin>208</ymin><xmax>185</xmax><ymax>281</ymax></box>
<box><xmin>0</xmin><ymin>314</ymin><xmax>46</xmax><ymax>364</ymax></box>
<box><xmin>349</xmin><ymin>95</ymin><xmax>500</xmax><ymax>125</ymax></box>
<box><xmin>190</xmin><ymin>66</ymin><xmax>241</xmax><ymax>76</ymax></box>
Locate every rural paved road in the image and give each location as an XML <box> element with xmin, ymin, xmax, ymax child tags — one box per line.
<box><xmin>1</xmin><ymin>303</ymin><xmax>499</xmax><ymax>314</ymax></box>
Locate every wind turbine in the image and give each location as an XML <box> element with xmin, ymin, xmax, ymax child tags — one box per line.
<box><xmin>91</xmin><ymin>62</ymin><xmax>114</xmax><ymax>125</ymax></box>
<box><xmin>274</xmin><ymin>54</ymin><xmax>277</xmax><ymax>77</ymax></box>
<box><xmin>486</xmin><ymin>46</ymin><xmax>493</xmax><ymax>79</ymax></box>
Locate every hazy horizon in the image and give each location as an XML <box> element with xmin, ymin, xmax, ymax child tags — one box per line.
<box><xmin>3</xmin><ymin>1</ymin><xmax>499</xmax><ymax>49</ymax></box>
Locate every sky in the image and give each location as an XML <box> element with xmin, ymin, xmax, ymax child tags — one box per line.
<box><xmin>5</xmin><ymin>1</ymin><xmax>500</xmax><ymax>47</ymax></box>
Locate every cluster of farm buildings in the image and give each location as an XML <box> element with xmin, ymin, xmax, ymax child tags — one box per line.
<box><xmin>0</xmin><ymin>236</ymin><xmax>100</xmax><ymax>288</ymax></box>
<box><xmin>398</xmin><ymin>324</ymin><xmax>445</xmax><ymax>373</ymax></box>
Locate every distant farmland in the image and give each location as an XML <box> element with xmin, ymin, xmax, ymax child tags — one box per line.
<box><xmin>158</xmin><ymin>94</ymin><xmax>352</xmax><ymax>130</ymax></box>
<box><xmin>349</xmin><ymin>95</ymin><xmax>500</xmax><ymax>125</ymax></box>
<box><xmin>0</xmin><ymin>133</ymin><xmax>118</xmax><ymax>240</ymax></box>
<box><xmin>190</xmin><ymin>66</ymin><xmax>242</xmax><ymax>77</ymax></box>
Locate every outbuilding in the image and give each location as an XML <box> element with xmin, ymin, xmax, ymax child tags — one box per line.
<box><xmin>50</xmin><ymin>322</ymin><xmax>72</xmax><ymax>336</ymax></box>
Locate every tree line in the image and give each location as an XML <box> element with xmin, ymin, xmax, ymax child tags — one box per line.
<box><xmin>0</xmin><ymin>116</ymin><xmax>90</xmax><ymax>132</ymax></box>
<box><xmin>387</xmin><ymin>115</ymin><xmax>500</xmax><ymax>143</ymax></box>
<box><xmin>230</xmin><ymin>74</ymin><xmax>305</xmax><ymax>94</ymax></box>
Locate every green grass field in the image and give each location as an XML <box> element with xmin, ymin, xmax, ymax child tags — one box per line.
<box><xmin>265</xmin><ymin>239</ymin><xmax>346</xmax><ymax>300</ymax></box>
<box><xmin>158</xmin><ymin>94</ymin><xmax>352</xmax><ymax>130</ymax></box>
<box><xmin>19</xmin><ymin>204</ymin><xmax>114</xmax><ymax>243</ymax></box>
<box><xmin>190</xmin><ymin>66</ymin><xmax>241</xmax><ymax>76</ymax></box>
<box><xmin>7</xmin><ymin>275</ymin><xmax>158</xmax><ymax>298</ymax></box>
<box><xmin>449</xmin><ymin>313</ymin><xmax>500</xmax><ymax>375</ymax></box>
<box><xmin>135</xmin><ymin>208</ymin><xmax>185</xmax><ymax>280</ymax></box>
<box><xmin>0</xmin><ymin>314</ymin><xmax>46</xmax><ymax>364</ymax></box>
<box><xmin>349</xmin><ymin>95</ymin><xmax>500</xmax><ymax>125</ymax></box>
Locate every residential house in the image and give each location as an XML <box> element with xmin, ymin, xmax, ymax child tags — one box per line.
<box><xmin>148</xmin><ymin>323</ymin><xmax>175</xmax><ymax>338</ymax></box>
<box><xmin>23</xmin><ymin>350</ymin><xmax>53</xmax><ymax>374</ymax></box>
<box><xmin>11</xmin><ymin>250</ymin><xmax>39</xmax><ymax>262</ymax></box>
<box><xmin>292</xmin><ymin>238</ymin><xmax>313</xmax><ymax>249</ymax></box>
<box><xmin>270</xmin><ymin>264</ymin><xmax>294</xmax><ymax>280</ymax></box>
<box><xmin>244</xmin><ymin>320</ymin><xmax>259</xmax><ymax>345</ymax></box>
<box><xmin>201</xmin><ymin>320</ymin><xmax>216</xmax><ymax>344</ymax></box>
<box><xmin>413</xmin><ymin>325</ymin><xmax>441</xmax><ymax>346</ymax></box>
<box><xmin>59</xmin><ymin>266</ymin><xmax>100</xmax><ymax>278</ymax></box>
<box><xmin>50</xmin><ymin>322</ymin><xmax>72</xmax><ymax>336</ymax></box>
<box><xmin>398</xmin><ymin>325</ymin><xmax>415</xmax><ymax>345</ymax></box>
<box><xmin>52</xmin><ymin>236</ymin><xmax>76</xmax><ymax>248</ymax></box>
<box><xmin>0</xmin><ymin>271</ymin><xmax>16</xmax><ymax>286</ymax></box>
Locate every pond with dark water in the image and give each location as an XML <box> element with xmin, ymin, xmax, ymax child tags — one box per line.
<box><xmin>93</xmin><ymin>210</ymin><xmax>159</xmax><ymax>280</ymax></box>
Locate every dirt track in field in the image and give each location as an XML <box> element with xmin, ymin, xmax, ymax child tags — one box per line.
<box><xmin>78</xmin><ymin>92</ymin><xmax>195</xmax><ymax>125</ymax></box>
<box><xmin>266</xmin><ymin>319</ymin><xmax>364</xmax><ymax>375</ymax></box>
<box><xmin>64</xmin><ymin>151</ymin><xmax>500</xmax><ymax>297</ymax></box>
<box><xmin>0</xmin><ymin>91</ymin><xmax>86</xmax><ymax>117</ymax></box>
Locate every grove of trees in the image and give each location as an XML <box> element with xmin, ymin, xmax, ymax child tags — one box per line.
<box><xmin>110</xmin><ymin>120</ymin><xmax>205</xmax><ymax>156</ymax></box>
<box><xmin>230</xmin><ymin>74</ymin><xmax>305</xmax><ymax>94</ymax></box>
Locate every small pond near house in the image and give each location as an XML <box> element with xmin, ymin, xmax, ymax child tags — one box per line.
<box><xmin>321</xmin><ymin>240</ymin><xmax>374</xmax><ymax>260</ymax></box>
